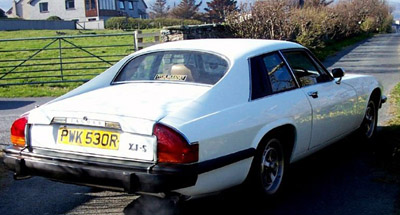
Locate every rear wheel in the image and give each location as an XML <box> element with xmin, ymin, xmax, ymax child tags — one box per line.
<box><xmin>248</xmin><ymin>137</ymin><xmax>287</xmax><ymax>197</ymax></box>
<box><xmin>359</xmin><ymin>99</ymin><xmax>378</xmax><ymax>140</ymax></box>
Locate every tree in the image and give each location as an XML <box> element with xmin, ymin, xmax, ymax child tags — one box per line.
<box><xmin>298</xmin><ymin>0</ymin><xmax>333</xmax><ymax>8</ymax></box>
<box><xmin>204</xmin><ymin>0</ymin><xmax>237</xmax><ymax>23</ymax></box>
<box><xmin>149</xmin><ymin>0</ymin><xmax>170</xmax><ymax>19</ymax></box>
<box><xmin>171</xmin><ymin>0</ymin><xmax>202</xmax><ymax>20</ymax></box>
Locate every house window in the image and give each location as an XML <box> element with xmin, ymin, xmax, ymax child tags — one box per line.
<box><xmin>99</xmin><ymin>0</ymin><xmax>116</xmax><ymax>10</ymax></box>
<box><xmin>65</xmin><ymin>0</ymin><xmax>75</xmax><ymax>10</ymax></box>
<box><xmin>39</xmin><ymin>2</ymin><xmax>48</xmax><ymax>13</ymax></box>
<box><xmin>118</xmin><ymin>0</ymin><xmax>125</xmax><ymax>10</ymax></box>
<box><xmin>128</xmin><ymin>1</ymin><xmax>133</xmax><ymax>10</ymax></box>
<box><xmin>85</xmin><ymin>0</ymin><xmax>97</xmax><ymax>10</ymax></box>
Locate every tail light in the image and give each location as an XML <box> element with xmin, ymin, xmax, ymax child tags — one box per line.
<box><xmin>153</xmin><ymin>123</ymin><xmax>198</xmax><ymax>164</ymax></box>
<box><xmin>11</xmin><ymin>115</ymin><xmax>28</xmax><ymax>147</ymax></box>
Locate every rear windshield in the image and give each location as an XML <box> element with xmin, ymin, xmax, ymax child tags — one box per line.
<box><xmin>113</xmin><ymin>51</ymin><xmax>229</xmax><ymax>85</ymax></box>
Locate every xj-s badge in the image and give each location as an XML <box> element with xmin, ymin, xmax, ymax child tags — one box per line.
<box><xmin>129</xmin><ymin>143</ymin><xmax>147</xmax><ymax>153</ymax></box>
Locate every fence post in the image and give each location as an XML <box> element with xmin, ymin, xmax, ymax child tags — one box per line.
<box><xmin>154</xmin><ymin>32</ymin><xmax>160</xmax><ymax>43</ymax></box>
<box><xmin>58</xmin><ymin>38</ymin><xmax>64</xmax><ymax>80</ymax></box>
<box><xmin>134</xmin><ymin>30</ymin><xmax>143</xmax><ymax>51</ymax></box>
<box><xmin>134</xmin><ymin>30</ymin><xmax>139</xmax><ymax>51</ymax></box>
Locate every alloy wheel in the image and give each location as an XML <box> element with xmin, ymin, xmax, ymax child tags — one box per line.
<box><xmin>260</xmin><ymin>138</ymin><xmax>284</xmax><ymax>195</ymax></box>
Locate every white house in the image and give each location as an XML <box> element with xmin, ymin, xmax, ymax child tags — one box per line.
<box><xmin>7</xmin><ymin>0</ymin><xmax>148</xmax><ymax>21</ymax></box>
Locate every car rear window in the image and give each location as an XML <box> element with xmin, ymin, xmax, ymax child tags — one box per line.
<box><xmin>113</xmin><ymin>51</ymin><xmax>229</xmax><ymax>85</ymax></box>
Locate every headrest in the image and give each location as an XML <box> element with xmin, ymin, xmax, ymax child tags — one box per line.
<box><xmin>170</xmin><ymin>64</ymin><xmax>194</xmax><ymax>82</ymax></box>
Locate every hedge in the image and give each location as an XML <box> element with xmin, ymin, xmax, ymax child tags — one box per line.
<box><xmin>226</xmin><ymin>0</ymin><xmax>393</xmax><ymax>52</ymax></box>
<box><xmin>106</xmin><ymin>17</ymin><xmax>202</xmax><ymax>30</ymax></box>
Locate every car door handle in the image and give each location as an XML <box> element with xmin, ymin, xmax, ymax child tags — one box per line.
<box><xmin>308</xmin><ymin>91</ymin><xmax>318</xmax><ymax>98</ymax></box>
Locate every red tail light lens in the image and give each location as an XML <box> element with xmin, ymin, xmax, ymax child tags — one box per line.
<box><xmin>154</xmin><ymin>123</ymin><xmax>198</xmax><ymax>164</ymax></box>
<box><xmin>11</xmin><ymin>115</ymin><xmax>28</xmax><ymax>147</ymax></box>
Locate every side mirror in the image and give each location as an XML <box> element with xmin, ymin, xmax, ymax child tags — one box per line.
<box><xmin>332</xmin><ymin>68</ymin><xmax>345</xmax><ymax>84</ymax></box>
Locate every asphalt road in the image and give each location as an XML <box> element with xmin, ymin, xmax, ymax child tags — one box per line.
<box><xmin>1</xmin><ymin>33</ymin><xmax>400</xmax><ymax>215</ymax></box>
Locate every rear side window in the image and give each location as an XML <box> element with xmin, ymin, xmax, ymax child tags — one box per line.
<box><xmin>113</xmin><ymin>51</ymin><xmax>229</xmax><ymax>85</ymax></box>
<box><xmin>250</xmin><ymin>52</ymin><xmax>296</xmax><ymax>100</ymax></box>
<box><xmin>262</xmin><ymin>53</ymin><xmax>296</xmax><ymax>93</ymax></box>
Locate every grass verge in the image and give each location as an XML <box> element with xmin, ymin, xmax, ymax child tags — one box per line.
<box><xmin>374</xmin><ymin>82</ymin><xmax>400</xmax><ymax>184</ymax></box>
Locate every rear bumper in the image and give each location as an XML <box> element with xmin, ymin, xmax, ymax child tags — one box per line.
<box><xmin>380</xmin><ymin>95</ymin><xmax>387</xmax><ymax>108</ymax></box>
<box><xmin>2</xmin><ymin>148</ymin><xmax>197</xmax><ymax>194</ymax></box>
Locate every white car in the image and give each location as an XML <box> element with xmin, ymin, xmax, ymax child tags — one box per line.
<box><xmin>4</xmin><ymin>39</ymin><xmax>385</xmax><ymax>199</ymax></box>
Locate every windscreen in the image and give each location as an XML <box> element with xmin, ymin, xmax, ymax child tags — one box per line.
<box><xmin>113</xmin><ymin>51</ymin><xmax>229</xmax><ymax>85</ymax></box>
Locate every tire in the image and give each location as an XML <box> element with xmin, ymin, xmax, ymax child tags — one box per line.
<box><xmin>248</xmin><ymin>137</ymin><xmax>287</xmax><ymax>197</ymax></box>
<box><xmin>358</xmin><ymin>99</ymin><xmax>378</xmax><ymax>140</ymax></box>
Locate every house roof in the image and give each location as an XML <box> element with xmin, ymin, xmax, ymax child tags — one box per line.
<box><xmin>142</xmin><ymin>0</ymin><xmax>148</xmax><ymax>9</ymax></box>
<box><xmin>6</xmin><ymin>7</ymin><xmax>12</xmax><ymax>14</ymax></box>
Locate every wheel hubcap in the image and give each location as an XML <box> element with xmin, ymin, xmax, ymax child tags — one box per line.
<box><xmin>364</xmin><ymin>102</ymin><xmax>376</xmax><ymax>138</ymax></box>
<box><xmin>261</xmin><ymin>139</ymin><xmax>284</xmax><ymax>194</ymax></box>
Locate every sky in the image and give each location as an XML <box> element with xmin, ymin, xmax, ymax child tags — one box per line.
<box><xmin>0</xmin><ymin>0</ymin><xmax>12</xmax><ymax>11</ymax></box>
<box><xmin>1</xmin><ymin>0</ymin><xmax>400</xmax><ymax>18</ymax></box>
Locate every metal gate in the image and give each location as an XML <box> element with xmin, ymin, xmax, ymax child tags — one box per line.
<box><xmin>0</xmin><ymin>31</ymin><xmax>160</xmax><ymax>86</ymax></box>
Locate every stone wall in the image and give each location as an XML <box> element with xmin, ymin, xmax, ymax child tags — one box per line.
<box><xmin>161</xmin><ymin>24</ymin><xmax>232</xmax><ymax>42</ymax></box>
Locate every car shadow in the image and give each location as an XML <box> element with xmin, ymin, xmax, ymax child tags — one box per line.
<box><xmin>0</xmin><ymin>101</ymin><xmax>35</xmax><ymax>110</ymax></box>
<box><xmin>180</xmin><ymin>126</ymin><xmax>400</xmax><ymax>215</ymax></box>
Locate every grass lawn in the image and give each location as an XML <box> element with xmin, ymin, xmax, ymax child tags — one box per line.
<box><xmin>0</xmin><ymin>29</ymin><xmax>159</xmax><ymax>97</ymax></box>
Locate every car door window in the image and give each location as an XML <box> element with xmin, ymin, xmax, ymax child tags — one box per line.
<box><xmin>283</xmin><ymin>51</ymin><xmax>331</xmax><ymax>87</ymax></box>
<box><xmin>262</xmin><ymin>53</ymin><xmax>296</xmax><ymax>93</ymax></box>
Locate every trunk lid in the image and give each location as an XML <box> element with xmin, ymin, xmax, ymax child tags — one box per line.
<box><xmin>28</xmin><ymin>83</ymin><xmax>210</xmax><ymax>162</ymax></box>
<box><xmin>41</xmin><ymin>83</ymin><xmax>210</xmax><ymax>123</ymax></box>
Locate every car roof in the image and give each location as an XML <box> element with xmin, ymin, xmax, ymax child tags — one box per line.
<box><xmin>140</xmin><ymin>39</ymin><xmax>304</xmax><ymax>60</ymax></box>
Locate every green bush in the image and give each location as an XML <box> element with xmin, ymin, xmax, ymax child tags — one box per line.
<box><xmin>292</xmin><ymin>7</ymin><xmax>331</xmax><ymax>50</ymax></box>
<box><xmin>105</xmin><ymin>17</ymin><xmax>202</xmax><ymax>30</ymax></box>
<box><xmin>379</xmin><ymin>14</ymin><xmax>394</xmax><ymax>33</ymax></box>
<box><xmin>361</xmin><ymin>17</ymin><xmax>376</xmax><ymax>33</ymax></box>
<box><xmin>47</xmin><ymin>16</ymin><xmax>62</xmax><ymax>21</ymax></box>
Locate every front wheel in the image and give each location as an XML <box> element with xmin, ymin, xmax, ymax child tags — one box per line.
<box><xmin>248</xmin><ymin>137</ymin><xmax>287</xmax><ymax>197</ymax></box>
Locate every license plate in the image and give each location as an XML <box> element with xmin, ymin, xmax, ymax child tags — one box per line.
<box><xmin>57</xmin><ymin>127</ymin><xmax>120</xmax><ymax>150</ymax></box>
